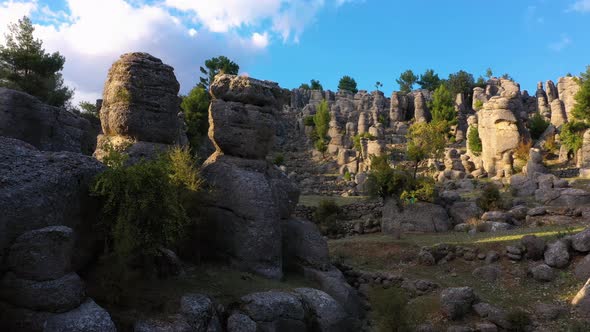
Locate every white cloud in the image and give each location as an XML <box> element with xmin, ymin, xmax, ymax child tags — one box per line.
<box><xmin>549</xmin><ymin>35</ymin><xmax>572</xmax><ymax>51</ymax></box>
<box><xmin>569</xmin><ymin>0</ymin><xmax>590</xmax><ymax>12</ymax></box>
<box><xmin>0</xmin><ymin>0</ymin><xmax>356</xmax><ymax>105</ymax></box>
<box><xmin>0</xmin><ymin>0</ymin><xmax>38</xmax><ymax>43</ymax></box>
<box><xmin>251</xmin><ymin>32</ymin><xmax>269</xmax><ymax>48</ymax></box>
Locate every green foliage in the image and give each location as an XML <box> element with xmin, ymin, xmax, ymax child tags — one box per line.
<box><xmin>353</xmin><ymin>132</ymin><xmax>376</xmax><ymax>151</ymax></box>
<box><xmin>475</xmin><ymin>76</ymin><xmax>487</xmax><ymax>89</ymax></box>
<box><xmin>561</xmin><ymin>120</ymin><xmax>590</xmax><ymax>152</ymax></box>
<box><xmin>91</xmin><ymin>146</ymin><xmax>201</xmax><ymax>263</ymax></box>
<box><xmin>572</xmin><ymin>66</ymin><xmax>590</xmax><ymax>122</ymax></box>
<box><xmin>181</xmin><ymin>85</ymin><xmax>211</xmax><ymax>150</ymax></box>
<box><xmin>314</xmin><ymin>199</ymin><xmax>341</xmax><ymax>236</ymax></box>
<box><xmin>476</xmin><ymin>183</ymin><xmax>501</xmax><ymax>212</ymax></box>
<box><xmin>369</xmin><ymin>287</ymin><xmax>412</xmax><ymax>332</ymax></box>
<box><xmin>485</xmin><ymin>67</ymin><xmax>493</xmax><ymax>79</ymax></box>
<box><xmin>474</xmin><ymin>99</ymin><xmax>484</xmax><ymax>110</ymax></box>
<box><xmin>114</xmin><ymin>87</ymin><xmax>131</xmax><ymax>104</ymax></box>
<box><xmin>273</xmin><ymin>154</ymin><xmax>285</xmax><ymax>166</ymax></box>
<box><xmin>396</xmin><ymin>69</ymin><xmax>418</xmax><ymax>94</ymax></box>
<box><xmin>312</xmin><ymin>100</ymin><xmax>331</xmax><ymax>153</ymax></box>
<box><xmin>506</xmin><ymin>309</ymin><xmax>531</xmax><ymax>332</ymax></box>
<box><xmin>528</xmin><ymin>112</ymin><xmax>550</xmax><ymax>140</ymax></box>
<box><xmin>378</xmin><ymin>114</ymin><xmax>389</xmax><ymax>127</ymax></box>
<box><xmin>0</xmin><ymin>16</ymin><xmax>73</xmax><ymax>107</ymax></box>
<box><xmin>314</xmin><ymin>139</ymin><xmax>327</xmax><ymax>154</ymax></box>
<box><xmin>501</xmin><ymin>73</ymin><xmax>514</xmax><ymax>80</ymax></box>
<box><xmin>366</xmin><ymin>155</ymin><xmax>435</xmax><ymax>203</ymax></box>
<box><xmin>310</xmin><ymin>79</ymin><xmax>323</xmax><ymax>91</ymax></box>
<box><xmin>429</xmin><ymin>84</ymin><xmax>456</xmax><ymax>126</ymax></box>
<box><xmin>78</xmin><ymin>101</ymin><xmax>98</xmax><ymax>119</ymax></box>
<box><xmin>374</xmin><ymin>81</ymin><xmax>383</xmax><ymax>91</ymax></box>
<box><xmin>400</xmin><ymin>176</ymin><xmax>437</xmax><ymax>204</ymax></box>
<box><xmin>343</xmin><ymin>171</ymin><xmax>352</xmax><ymax>181</ymax></box>
<box><xmin>406</xmin><ymin>121</ymin><xmax>447</xmax><ymax>177</ymax></box>
<box><xmin>468</xmin><ymin>126</ymin><xmax>482</xmax><ymax>156</ymax></box>
<box><xmin>417</xmin><ymin>69</ymin><xmax>442</xmax><ymax>91</ymax></box>
<box><xmin>445</xmin><ymin>70</ymin><xmax>475</xmax><ymax>98</ymax></box>
<box><xmin>313</xmin><ymin>100</ymin><xmax>330</xmax><ymax>139</ymax></box>
<box><xmin>199</xmin><ymin>55</ymin><xmax>239</xmax><ymax>89</ymax></box>
<box><xmin>303</xmin><ymin>115</ymin><xmax>315</xmax><ymax>126</ymax></box>
<box><xmin>299</xmin><ymin>83</ymin><xmax>311</xmax><ymax>90</ymax></box>
<box><xmin>338</xmin><ymin>75</ymin><xmax>358</xmax><ymax>94</ymax></box>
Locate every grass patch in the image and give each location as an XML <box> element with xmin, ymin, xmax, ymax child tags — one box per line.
<box><xmin>85</xmin><ymin>263</ymin><xmax>317</xmax><ymax>330</ymax></box>
<box><xmin>330</xmin><ymin>224</ymin><xmax>589</xmax><ymax>331</ymax></box>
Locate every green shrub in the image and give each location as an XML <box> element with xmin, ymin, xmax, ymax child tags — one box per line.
<box><xmin>273</xmin><ymin>154</ymin><xmax>285</xmax><ymax>166</ymax></box>
<box><xmin>303</xmin><ymin>115</ymin><xmax>315</xmax><ymax>127</ymax></box>
<box><xmin>378</xmin><ymin>114</ymin><xmax>389</xmax><ymax>127</ymax></box>
<box><xmin>314</xmin><ymin>199</ymin><xmax>341</xmax><ymax>235</ymax></box>
<box><xmin>400</xmin><ymin>176</ymin><xmax>437</xmax><ymax>204</ymax></box>
<box><xmin>343</xmin><ymin>171</ymin><xmax>352</xmax><ymax>181</ymax></box>
<box><xmin>91</xmin><ymin>146</ymin><xmax>201</xmax><ymax>264</ymax></box>
<box><xmin>514</xmin><ymin>139</ymin><xmax>532</xmax><ymax>162</ymax></box>
<box><xmin>476</xmin><ymin>183</ymin><xmax>502</xmax><ymax>212</ymax></box>
<box><xmin>474</xmin><ymin>99</ymin><xmax>484</xmax><ymax>110</ymax></box>
<box><xmin>468</xmin><ymin>126</ymin><xmax>482</xmax><ymax>156</ymax></box>
<box><xmin>369</xmin><ymin>287</ymin><xmax>412</xmax><ymax>332</ymax></box>
<box><xmin>314</xmin><ymin>139</ymin><xmax>328</xmax><ymax>154</ymax></box>
<box><xmin>561</xmin><ymin>120</ymin><xmax>590</xmax><ymax>152</ymax></box>
<box><xmin>529</xmin><ymin>112</ymin><xmax>549</xmax><ymax>140</ymax></box>
<box><xmin>506</xmin><ymin>309</ymin><xmax>531</xmax><ymax>332</ymax></box>
<box><xmin>313</xmin><ymin>100</ymin><xmax>330</xmax><ymax>140</ymax></box>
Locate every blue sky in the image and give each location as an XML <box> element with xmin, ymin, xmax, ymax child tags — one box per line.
<box><xmin>1</xmin><ymin>0</ymin><xmax>589</xmax><ymax>102</ymax></box>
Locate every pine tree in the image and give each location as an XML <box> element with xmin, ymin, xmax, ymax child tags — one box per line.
<box><xmin>0</xmin><ymin>16</ymin><xmax>73</xmax><ymax>107</ymax></box>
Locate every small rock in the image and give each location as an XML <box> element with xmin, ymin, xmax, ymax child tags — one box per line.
<box><xmin>534</xmin><ymin>303</ymin><xmax>566</xmax><ymax>321</ymax></box>
<box><xmin>575</xmin><ymin>254</ymin><xmax>590</xmax><ymax>280</ymax></box>
<box><xmin>227</xmin><ymin>312</ymin><xmax>256</xmax><ymax>332</ymax></box>
<box><xmin>440</xmin><ymin>287</ymin><xmax>477</xmax><ymax>320</ymax></box>
<box><xmin>529</xmin><ymin>264</ymin><xmax>556</xmax><ymax>282</ymax></box>
<box><xmin>44</xmin><ymin>299</ymin><xmax>116</xmax><ymax>332</ymax></box>
<box><xmin>485</xmin><ymin>251</ymin><xmax>500</xmax><ymax>264</ymax></box>
<box><xmin>475</xmin><ymin>322</ymin><xmax>498</xmax><ymax>332</ymax></box>
<box><xmin>527</xmin><ymin>207</ymin><xmax>547</xmax><ymax>216</ymax></box>
<box><xmin>521</xmin><ymin>235</ymin><xmax>546</xmax><ymax>260</ymax></box>
<box><xmin>544</xmin><ymin>240</ymin><xmax>570</xmax><ymax>268</ymax></box>
<box><xmin>472</xmin><ymin>265</ymin><xmax>501</xmax><ymax>282</ymax></box>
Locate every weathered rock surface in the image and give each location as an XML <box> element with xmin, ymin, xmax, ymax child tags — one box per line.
<box><xmin>382</xmin><ymin>201</ymin><xmax>451</xmax><ymax>233</ymax></box>
<box><xmin>0</xmin><ymin>137</ymin><xmax>105</xmax><ymax>271</ymax></box>
<box><xmin>282</xmin><ymin>218</ymin><xmax>330</xmax><ymax>271</ymax></box>
<box><xmin>0</xmin><ymin>272</ymin><xmax>85</xmax><ymax>313</ymax></box>
<box><xmin>293</xmin><ymin>288</ymin><xmax>352</xmax><ymax>332</ymax></box>
<box><xmin>557</xmin><ymin>76</ymin><xmax>581</xmax><ymax>120</ymax></box>
<box><xmin>544</xmin><ymin>240</ymin><xmax>570</xmax><ymax>268</ymax></box>
<box><xmin>7</xmin><ymin>226</ymin><xmax>75</xmax><ymax>281</ymax></box>
<box><xmin>180</xmin><ymin>294</ymin><xmax>221</xmax><ymax>332</ymax></box>
<box><xmin>0</xmin><ymin>87</ymin><xmax>97</xmax><ymax>154</ymax></box>
<box><xmin>95</xmin><ymin>52</ymin><xmax>186</xmax><ymax>162</ymax></box>
<box><xmin>529</xmin><ymin>264</ymin><xmax>556</xmax><ymax>282</ymax></box>
<box><xmin>440</xmin><ymin>287</ymin><xmax>478</xmax><ymax>320</ymax></box>
<box><xmin>202</xmin><ymin>75</ymin><xmax>301</xmax><ymax>279</ymax></box>
<box><xmin>239</xmin><ymin>291</ymin><xmax>306</xmax><ymax>330</ymax></box>
<box><xmin>43</xmin><ymin>299</ymin><xmax>116</xmax><ymax>332</ymax></box>
<box><xmin>134</xmin><ymin>314</ymin><xmax>191</xmax><ymax>332</ymax></box>
<box><xmin>226</xmin><ymin>312</ymin><xmax>257</xmax><ymax>332</ymax></box>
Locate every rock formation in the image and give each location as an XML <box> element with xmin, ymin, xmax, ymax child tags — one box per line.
<box><xmin>0</xmin><ymin>137</ymin><xmax>113</xmax><ymax>331</ymax></box>
<box><xmin>201</xmin><ymin>74</ymin><xmax>300</xmax><ymax>279</ymax></box>
<box><xmin>581</xmin><ymin>130</ymin><xmax>590</xmax><ymax>178</ymax></box>
<box><xmin>557</xmin><ymin>76</ymin><xmax>581</xmax><ymax>120</ymax></box>
<box><xmin>0</xmin><ymin>88</ymin><xmax>97</xmax><ymax>154</ymax></box>
<box><xmin>94</xmin><ymin>52</ymin><xmax>187</xmax><ymax>163</ymax></box>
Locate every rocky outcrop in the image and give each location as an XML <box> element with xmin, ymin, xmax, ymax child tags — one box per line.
<box><xmin>202</xmin><ymin>74</ymin><xmax>300</xmax><ymax>279</ymax></box>
<box><xmin>0</xmin><ymin>137</ymin><xmax>104</xmax><ymax>271</ymax></box>
<box><xmin>557</xmin><ymin>76</ymin><xmax>581</xmax><ymax>120</ymax></box>
<box><xmin>382</xmin><ymin>200</ymin><xmax>451</xmax><ymax>234</ymax></box>
<box><xmin>94</xmin><ymin>52</ymin><xmax>186</xmax><ymax>163</ymax></box>
<box><xmin>478</xmin><ymin>92</ymin><xmax>527</xmax><ymax>177</ymax></box>
<box><xmin>0</xmin><ymin>88</ymin><xmax>97</xmax><ymax>154</ymax></box>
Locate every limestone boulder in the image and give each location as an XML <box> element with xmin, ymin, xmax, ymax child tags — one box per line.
<box><xmin>544</xmin><ymin>240</ymin><xmax>570</xmax><ymax>268</ymax></box>
<box><xmin>557</xmin><ymin>76</ymin><xmax>581</xmax><ymax>119</ymax></box>
<box><xmin>100</xmin><ymin>52</ymin><xmax>181</xmax><ymax>144</ymax></box>
<box><xmin>0</xmin><ymin>88</ymin><xmax>97</xmax><ymax>154</ymax></box>
<box><xmin>208</xmin><ymin>100</ymin><xmax>276</xmax><ymax>159</ymax></box>
<box><xmin>43</xmin><ymin>299</ymin><xmax>116</xmax><ymax>332</ymax></box>
<box><xmin>211</xmin><ymin>74</ymin><xmax>285</xmax><ymax>108</ymax></box>
<box><xmin>239</xmin><ymin>291</ymin><xmax>306</xmax><ymax>330</ymax></box>
<box><xmin>180</xmin><ymin>294</ymin><xmax>222</xmax><ymax>332</ymax></box>
<box><xmin>293</xmin><ymin>288</ymin><xmax>353</xmax><ymax>332</ymax></box>
<box><xmin>282</xmin><ymin>218</ymin><xmax>330</xmax><ymax>271</ymax></box>
<box><xmin>382</xmin><ymin>201</ymin><xmax>451</xmax><ymax>233</ymax></box>
<box><xmin>7</xmin><ymin>226</ymin><xmax>74</xmax><ymax>281</ymax></box>
<box><xmin>440</xmin><ymin>287</ymin><xmax>477</xmax><ymax>320</ymax></box>
<box><xmin>0</xmin><ymin>137</ymin><xmax>105</xmax><ymax>271</ymax></box>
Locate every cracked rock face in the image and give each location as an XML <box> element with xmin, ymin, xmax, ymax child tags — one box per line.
<box><xmin>202</xmin><ymin>74</ymin><xmax>299</xmax><ymax>280</ymax></box>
